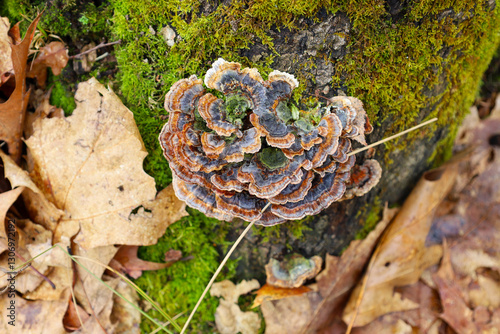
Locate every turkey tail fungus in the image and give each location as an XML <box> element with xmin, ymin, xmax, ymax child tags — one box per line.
<box><xmin>159</xmin><ymin>58</ymin><xmax>381</xmax><ymax>225</ymax></box>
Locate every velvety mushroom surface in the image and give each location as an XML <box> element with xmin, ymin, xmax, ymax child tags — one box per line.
<box><xmin>159</xmin><ymin>58</ymin><xmax>381</xmax><ymax>225</ymax></box>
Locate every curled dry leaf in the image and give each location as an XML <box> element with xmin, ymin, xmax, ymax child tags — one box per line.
<box><xmin>0</xmin><ymin>17</ymin><xmax>12</xmax><ymax>85</ymax></box>
<box><xmin>27</xmin><ymin>41</ymin><xmax>69</xmax><ymax>88</ymax></box>
<box><xmin>342</xmin><ymin>163</ymin><xmax>460</xmax><ymax>327</ymax></box>
<box><xmin>211</xmin><ymin>279</ymin><xmax>261</xmax><ymax>334</ymax></box>
<box><xmin>109</xmin><ymin>245</ymin><xmax>182</xmax><ymax>279</ymax></box>
<box><xmin>63</xmin><ymin>297</ymin><xmax>90</xmax><ymax>332</ymax></box>
<box><xmin>0</xmin><ymin>14</ymin><xmax>40</xmax><ymax>162</ymax></box>
<box><xmin>252</xmin><ymin>284</ymin><xmax>311</xmax><ymax>308</ymax></box>
<box><xmin>0</xmin><ymin>186</ymin><xmax>24</xmax><ymax>251</ymax></box>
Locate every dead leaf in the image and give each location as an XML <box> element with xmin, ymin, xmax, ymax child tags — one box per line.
<box><xmin>211</xmin><ymin>279</ymin><xmax>261</xmax><ymax>334</ymax></box>
<box><xmin>73</xmin><ymin>245</ymin><xmax>118</xmax><ymax>314</ymax></box>
<box><xmin>76</xmin><ymin>276</ymin><xmax>120</xmax><ymax>334</ymax></box>
<box><xmin>0</xmin><ymin>186</ymin><xmax>24</xmax><ymax>249</ymax></box>
<box><xmin>109</xmin><ymin>245</ymin><xmax>181</xmax><ymax>279</ymax></box>
<box><xmin>260</xmin><ymin>205</ymin><xmax>398</xmax><ymax>334</ymax></box>
<box><xmin>0</xmin><ymin>150</ymin><xmax>64</xmax><ymax>233</ymax></box>
<box><xmin>27</xmin><ymin>41</ymin><xmax>69</xmax><ymax>87</ymax></box>
<box><xmin>0</xmin><ymin>17</ymin><xmax>13</xmax><ymax>85</ymax></box>
<box><xmin>252</xmin><ymin>284</ymin><xmax>311</xmax><ymax>308</ymax></box>
<box><xmin>0</xmin><ymin>287</ymin><xmax>69</xmax><ymax>333</ymax></box>
<box><xmin>261</xmin><ymin>293</ymin><xmax>323</xmax><ymax>334</ymax></box>
<box><xmin>25</xmin><ymin>77</ymin><xmax>158</xmax><ymax>249</ymax></box>
<box><xmin>0</xmin><ymin>14</ymin><xmax>40</xmax><ymax>162</ymax></box>
<box><xmin>350</xmin><ymin>314</ymin><xmax>413</xmax><ymax>334</ymax></box>
<box><xmin>342</xmin><ymin>163</ymin><xmax>459</xmax><ymax>327</ymax></box>
<box><xmin>109</xmin><ymin>279</ymin><xmax>141</xmax><ymax>334</ymax></box>
<box><xmin>433</xmin><ymin>242</ymin><xmax>479</xmax><ymax>334</ymax></box>
<box><xmin>25</xmin><ymin>88</ymin><xmax>64</xmax><ymax>139</ymax></box>
<box><xmin>63</xmin><ymin>297</ymin><xmax>90</xmax><ymax>332</ymax></box>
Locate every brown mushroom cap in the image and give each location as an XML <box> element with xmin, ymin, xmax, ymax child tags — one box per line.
<box><xmin>159</xmin><ymin>58</ymin><xmax>382</xmax><ymax>225</ymax></box>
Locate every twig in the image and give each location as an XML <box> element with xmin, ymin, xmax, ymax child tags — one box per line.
<box><xmin>347</xmin><ymin>118</ymin><xmax>438</xmax><ymax>156</ymax></box>
<box><xmin>180</xmin><ymin>201</ymin><xmax>272</xmax><ymax>334</ymax></box>
<box><xmin>69</xmin><ymin>40</ymin><xmax>121</xmax><ymax>59</ymax></box>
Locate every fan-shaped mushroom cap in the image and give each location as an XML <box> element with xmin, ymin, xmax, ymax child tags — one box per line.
<box><xmin>343</xmin><ymin>159</ymin><xmax>382</xmax><ymax>200</ymax></box>
<box><xmin>265</xmin><ymin>254</ymin><xmax>322</xmax><ymax>288</ymax></box>
<box><xmin>159</xmin><ymin>58</ymin><xmax>381</xmax><ymax>225</ymax></box>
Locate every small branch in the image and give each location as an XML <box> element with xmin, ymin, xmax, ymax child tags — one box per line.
<box><xmin>348</xmin><ymin>118</ymin><xmax>438</xmax><ymax>156</ymax></box>
<box><xmin>180</xmin><ymin>202</ymin><xmax>272</xmax><ymax>334</ymax></box>
<box><xmin>69</xmin><ymin>40</ymin><xmax>121</xmax><ymax>59</ymax></box>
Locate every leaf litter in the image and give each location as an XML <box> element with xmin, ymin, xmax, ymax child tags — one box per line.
<box><xmin>0</xmin><ymin>15</ymin><xmax>188</xmax><ymax>333</ymax></box>
<box><xmin>254</xmin><ymin>98</ymin><xmax>500</xmax><ymax>333</ymax></box>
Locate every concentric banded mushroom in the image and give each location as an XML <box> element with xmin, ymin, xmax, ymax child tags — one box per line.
<box><xmin>159</xmin><ymin>58</ymin><xmax>382</xmax><ymax>225</ymax></box>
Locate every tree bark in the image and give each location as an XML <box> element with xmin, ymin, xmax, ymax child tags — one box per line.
<box><xmin>221</xmin><ymin>0</ymin><xmax>500</xmax><ymax>281</ymax></box>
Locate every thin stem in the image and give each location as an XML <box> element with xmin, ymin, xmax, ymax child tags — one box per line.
<box><xmin>180</xmin><ymin>202</ymin><xmax>272</xmax><ymax>334</ymax></box>
<box><xmin>347</xmin><ymin>118</ymin><xmax>438</xmax><ymax>156</ymax></box>
<box><xmin>69</xmin><ymin>40</ymin><xmax>121</xmax><ymax>59</ymax></box>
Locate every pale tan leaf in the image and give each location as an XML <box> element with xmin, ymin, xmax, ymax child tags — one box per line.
<box><xmin>0</xmin><ymin>288</ymin><xmax>69</xmax><ymax>333</ymax></box>
<box><xmin>25</xmin><ymin>77</ymin><xmax>157</xmax><ymax>248</ymax></box>
<box><xmin>0</xmin><ymin>17</ymin><xmax>12</xmax><ymax>83</ymax></box>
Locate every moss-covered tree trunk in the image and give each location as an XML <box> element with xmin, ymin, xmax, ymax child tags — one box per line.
<box><xmin>206</xmin><ymin>0</ymin><xmax>500</xmax><ymax>281</ymax></box>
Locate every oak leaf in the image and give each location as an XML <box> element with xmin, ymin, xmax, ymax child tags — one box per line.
<box><xmin>0</xmin><ymin>15</ymin><xmax>39</xmax><ymax>162</ymax></box>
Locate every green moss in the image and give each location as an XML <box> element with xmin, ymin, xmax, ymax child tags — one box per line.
<box><xmin>136</xmin><ymin>208</ymin><xmax>238</xmax><ymax>333</ymax></box>
<box><xmin>252</xmin><ymin>217</ymin><xmax>313</xmax><ymax>244</ymax></box>
<box><xmin>48</xmin><ymin>77</ymin><xmax>76</xmax><ymax>115</ymax></box>
<box><xmin>355</xmin><ymin>196</ymin><xmax>382</xmax><ymax>240</ymax></box>
<box><xmin>329</xmin><ymin>1</ymin><xmax>500</xmax><ymax>164</ymax></box>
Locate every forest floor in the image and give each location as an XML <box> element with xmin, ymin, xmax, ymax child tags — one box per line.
<box><xmin>1</xmin><ymin>3</ymin><xmax>500</xmax><ymax>334</ymax></box>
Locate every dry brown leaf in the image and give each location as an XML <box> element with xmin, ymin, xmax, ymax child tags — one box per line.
<box><xmin>73</xmin><ymin>245</ymin><xmax>118</xmax><ymax>314</ymax></box>
<box><xmin>433</xmin><ymin>242</ymin><xmax>479</xmax><ymax>334</ymax></box>
<box><xmin>110</xmin><ymin>245</ymin><xmax>181</xmax><ymax>279</ymax></box>
<box><xmin>23</xmin><ymin>266</ymin><xmax>73</xmax><ymax>301</ymax></box>
<box><xmin>25</xmin><ymin>88</ymin><xmax>64</xmax><ymax>138</ymax></box>
<box><xmin>342</xmin><ymin>163</ymin><xmax>460</xmax><ymax>327</ymax></box>
<box><xmin>27</xmin><ymin>41</ymin><xmax>69</xmax><ymax>87</ymax></box>
<box><xmin>109</xmin><ymin>279</ymin><xmax>141</xmax><ymax>334</ymax></box>
<box><xmin>0</xmin><ymin>287</ymin><xmax>69</xmax><ymax>333</ymax></box>
<box><xmin>211</xmin><ymin>279</ymin><xmax>261</xmax><ymax>334</ymax></box>
<box><xmin>0</xmin><ymin>15</ymin><xmax>39</xmax><ymax>162</ymax></box>
<box><xmin>260</xmin><ymin>206</ymin><xmax>398</xmax><ymax>334</ymax></box>
<box><xmin>63</xmin><ymin>297</ymin><xmax>91</xmax><ymax>332</ymax></box>
<box><xmin>76</xmin><ymin>276</ymin><xmax>120</xmax><ymax>334</ymax></box>
<box><xmin>0</xmin><ymin>149</ymin><xmax>64</xmax><ymax>233</ymax></box>
<box><xmin>349</xmin><ymin>314</ymin><xmax>413</xmax><ymax>334</ymax></box>
<box><xmin>0</xmin><ymin>17</ymin><xmax>13</xmax><ymax>85</ymax></box>
<box><xmin>0</xmin><ymin>186</ymin><xmax>24</xmax><ymax>246</ymax></box>
<box><xmin>25</xmin><ymin>77</ymin><xmax>159</xmax><ymax>249</ymax></box>
<box><xmin>252</xmin><ymin>283</ymin><xmax>312</xmax><ymax>308</ymax></box>
<box><xmin>262</xmin><ymin>293</ymin><xmax>323</xmax><ymax>334</ymax></box>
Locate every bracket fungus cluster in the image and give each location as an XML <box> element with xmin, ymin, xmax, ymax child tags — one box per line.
<box><xmin>159</xmin><ymin>58</ymin><xmax>381</xmax><ymax>226</ymax></box>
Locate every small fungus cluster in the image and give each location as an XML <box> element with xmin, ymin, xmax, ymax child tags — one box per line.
<box><xmin>159</xmin><ymin>58</ymin><xmax>381</xmax><ymax>226</ymax></box>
